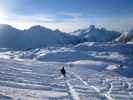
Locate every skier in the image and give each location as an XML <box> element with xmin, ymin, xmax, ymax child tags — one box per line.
<box><xmin>119</xmin><ymin>64</ymin><xmax>123</xmax><ymax>68</ymax></box>
<box><xmin>60</xmin><ymin>67</ymin><xmax>66</xmax><ymax>77</ymax></box>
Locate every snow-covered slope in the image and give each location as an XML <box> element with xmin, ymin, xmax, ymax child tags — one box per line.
<box><xmin>0</xmin><ymin>53</ymin><xmax>133</xmax><ymax>100</ymax></box>
<box><xmin>0</xmin><ymin>42</ymin><xmax>133</xmax><ymax>99</ymax></box>
<box><xmin>71</xmin><ymin>25</ymin><xmax>121</xmax><ymax>42</ymax></box>
<box><xmin>0</xmin><ymin>42</ymin><xmax>133</xmax><ymax>76</ymax></box>
<box><xmin>115</xmin><ymin>29</ymin><xmax>133</xmax><ymax>43</ymax></box>
<box><xmin>0</xmin><ymin>24</ymin><xmax>133</xmax><ymax>99</ymax></box>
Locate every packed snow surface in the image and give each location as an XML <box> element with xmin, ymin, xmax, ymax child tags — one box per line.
<box><xmin>0</xmin><ymin>43</ymin><xmax>133</xmax><ymax>100</ymax></box>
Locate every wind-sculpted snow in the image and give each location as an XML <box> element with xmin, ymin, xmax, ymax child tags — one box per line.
<box><xmin>0</xmin><ymin>43</ymin><xmax>133</xmax><ymax>76</ymax></box>
<box><xmin>0</xmin><ymin>59</ymin><xmax>133</xmax><ymax>100</ymax></box>
<box><xmin>0</xmin><ymin>43</ymin><xmax>133</xmax><ymax>99</ymax></box>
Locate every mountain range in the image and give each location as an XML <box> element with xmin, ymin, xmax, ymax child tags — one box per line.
<box><xmin>71</xmin><ymin>25</ymin><xmax>121</xmax><ymax>42</ymax></box>
<box><xmin>0</xmin><ymin>24</ymin><xmax>132</xmax><ymax>49</ymax></box>
<box><xmin>0</xmin><ymin>24</ymin><xmax>76</xmax><ymax>49</ymax></box>
<box><xmin>115</xmin><ymin>29</ymin><xmax>133</xmax><ymax>43</ymax></box>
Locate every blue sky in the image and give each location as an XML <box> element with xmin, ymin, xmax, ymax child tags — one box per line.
<box><xmin>0</xmin><ymin>0</ymin><xmax>133</xmax><ymax>32</ymax></box>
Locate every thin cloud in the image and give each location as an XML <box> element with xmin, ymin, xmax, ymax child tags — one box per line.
<box><xmin>1</xmin><ymin>12</ymin><xmax>133</xmax><ymax>32</ymax></box>
<box><xmin>61</xmin><ymin>12</ymin><xmax>82</xmax><ymax>18</ymax></box>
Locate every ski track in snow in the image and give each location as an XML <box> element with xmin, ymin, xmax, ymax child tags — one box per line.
<box><xmin>68</xmin><ymin>71</ymin><xmax>114</xmax><ymax>100</ymax></box>
<box><xmin>105</xmin><ymin>82</ymin><xmax>113</xmax><ymax>100</ymax></box>
<box><xmin>66</xmin><ymin>70</ymin><xmax>103</xmax><ymax>99</ymax></box>
<box><xmin>0</xmin><ymin>57</ymin><xmax>132</xmax><ymax>99</ymax></box>
<box><xmin>66</xmin><ymin>80</ymin><xmax>80</xmax><ymax>100</ymax></box>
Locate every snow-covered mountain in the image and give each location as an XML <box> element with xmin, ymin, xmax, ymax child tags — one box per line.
<box><xmin>0</xmin><ymin>24</ymin><xmax>77</xmax><ymax>49</ymax></box>
<box><xmin>23</xmin><ymin>25</ymin><xmax>77</xmax><ymax>48</ymax></box>
<box><xmin>0</xmin><ymin>24</ymin><xmax>26</xmax><ymax>49</ymax></box>
<box><xmin>71</xmin><ymin>25</ymin><xmax>121</xmax><ymax>42</ymax></box>
<box><xmin>0</xmin><ymin>24</ymin><xmax>130</xmax><ymax>50</ymax></box>
<box><xmin>115</xmin><ymin>29</ymin><xmax>133</xmax><ymax>43</ymax></box>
